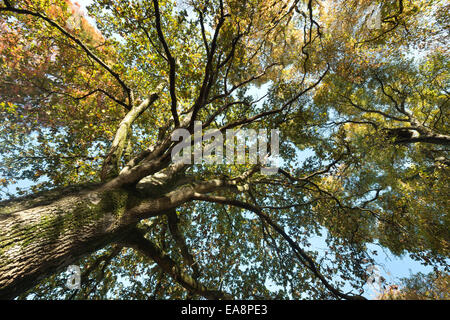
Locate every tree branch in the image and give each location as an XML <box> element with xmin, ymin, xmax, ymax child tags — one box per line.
<box><xmin>167</xmin><ymin>209</ymin><xmax>200</xmax><ymax>279</ymax></box>
<box><xmin>121</xmin><ymin>227</ymin><xmax>232</xmax><ymax>300</ymax></box>
<box><xmin>0</xmin><ymin>4</ymin><xmax>132</xmax><ymax>109</ymax></box>
<box><xmin>152</xmin><ymin>0</ymin><xmax>179</xmax><ymax>127</ymax></box>
<box><xmin>191</xmin><ymin>193</ymin><xmax>366</xmax><ymax>300</ymax></box>
<box><xmin>101</xmin><ymin>94</ymin><xmax>159</xmax><ymax>181</ymax></box>
<box><xmin>189</xmin><ymin>2</ymin><xmax>230</xmax><ymax>129</ymax></box>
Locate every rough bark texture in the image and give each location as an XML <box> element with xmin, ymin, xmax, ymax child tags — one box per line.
<box><xmin>0</xmin><ymin>172</ymin><xmax>236</xmax><ymax>299</ymax></box>
<box><xmin>0</xmin><ymin>184</ymin><xmax>139</xmax><ymax>299</ymax></box>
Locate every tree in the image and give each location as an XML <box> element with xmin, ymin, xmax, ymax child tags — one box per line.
<box><xmin>0</xmin><ymin>0</ymin><xmax>447</xmax><ymax>300</ymax></box>
<box><xmin>378</xmin><ymin>271</ymin><xmax>449</xmax><ymax>300</ymax></box>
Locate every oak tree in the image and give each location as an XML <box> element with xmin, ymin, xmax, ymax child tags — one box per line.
<box><xmin>0</xmin><ymin>0</ymin><xmax>448</xmax><ymax>299</ymax></box>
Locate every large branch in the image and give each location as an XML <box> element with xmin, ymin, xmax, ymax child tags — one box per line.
<box><xmin>189</xmin><ymin>0</ymin><xmax>229</xmax><ymax>129</ymax></box>
<box><xmin>191</xmin><ymin>193</ymin><xmax>366</xmax><ymax>300</ymax></box>
<box><xmin>0</xmin><ymin>172</ymin><xmax>240</xmax><ymax>298</ymax></box>
<box><xmin>386</xmin><ymin>128</ymin><xmax>450</xmax><ymax>146</ymax></box>
<box><xmin>152</xmin><ymin>0</ymin><xmax>179</xmax><ymax>127</ymax></box>
<box><xmin>167</xmin><ymin>209</ymin><xmax>200</xmax><ymax>279</ymax></box>
<box><xmin>121</xmin><ymin>227</ymin><xmax>232</xmax><ymax>300</ymax></box>
<box><xmin>101</xmin><ymin>94</ymin><xmax>159</xmax><ymax>181</ymax></box>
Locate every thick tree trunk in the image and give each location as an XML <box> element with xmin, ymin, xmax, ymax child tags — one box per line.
<box><xmin>0</xmin><ymin>184</ymin><xmax>142</xmax><ymax>299</ymax></box>
<box><xmin>0</xmin><ymin>172</ymin><xmax>232</xmax><ymax>299</ymax></box>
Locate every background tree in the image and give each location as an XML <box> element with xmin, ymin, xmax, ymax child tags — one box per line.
<box><xmin>378</xmin><ymin>271</ymin><xmax>449</xmax><ymax>300</ymax></box>
<box><xmin>0</xmin><ymin>0</ymin><xmax>448</xmax><ymax>299</ymax></box>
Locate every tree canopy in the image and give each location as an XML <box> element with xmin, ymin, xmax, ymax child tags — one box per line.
<box><xmin>378</xmin><ymin>271</ymin><xmax>449</xmax><ymax>300</ymax></box>
<box><xmin>0</xmin><ymin>0</ymin><xmax>448</xmax><ymax>300</ymax></box>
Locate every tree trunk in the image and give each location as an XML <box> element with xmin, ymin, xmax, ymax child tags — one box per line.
<box><xmin>0</xmin><ymin>184</ymin><xmax>142</xmax><ymax>299</ymax></box>
<box><xmin>0</xmin><ymin>170</ymin><xmax>232</xmax><ymax>299</ymax></box>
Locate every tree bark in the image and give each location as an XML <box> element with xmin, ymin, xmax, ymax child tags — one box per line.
<box><xmin>0</xmin><ymin>184</ymin><xmax>138</xmax><ymax>299</ymax></box>
<box><xmin>0</xmin><ymin>172</ymin><xmax>235</xmax><ymax>299</ymax></box>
